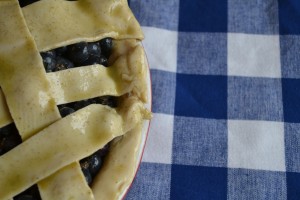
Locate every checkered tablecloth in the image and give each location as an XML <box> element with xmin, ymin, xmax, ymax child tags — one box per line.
<box><xmin>126</xmin><ymin>0</ymin><xmax>300</xmax><ymax>199</ymax></box>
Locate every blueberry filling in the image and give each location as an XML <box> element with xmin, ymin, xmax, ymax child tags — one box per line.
<box><xmin>40</xmin><ymin>51</ymin><xmax>56</xmax><ymax>72</ymax></box>
<box><xmin>80</xmin><ymin>144</ymin><xmax>110</xmax><ymax>186</ymax></box>
<box><xmin>50</xmin><ymin>38</ymin><xmax>116</xmax><ymax>185</ymax></box>
<box><xmin>0</xmin><ymin>123</ymin><xmax>22</xmax><ymax>156</ymax></box>
<box><xmin>58</xmin><ymin>96</ymin><xmax>118</xmax><ymax>117</ymax></box>
<box><xmin>54</xmin><ymin>56</ymin><xmax>74</xmax><ymax>71</ymax></box>
<box><xmin>14</xmin><ymin>185</ymin><xmax>41</xmax><ymax>200</ymax></box>
<box><xmin>0</xmin><ymin>123</ymin><xmax>41</xmax><ymax>200</ymax></box>
<box><xmin>19</xmin><ymin>0</ymin><xmax>77</xmax><ymax>8</ymax></box>
<box><xmin>3</xmin><ymin>96</ymin><xmax>115</xmax><ymax>199</ymax></box>
<box><xmin>40</xmin><ymin>38</ymin><xmax>113</xmax><ymax>72</ymax></box>
<box><xmin>0</xmin><ymin>38</ymin><xmax>118</xmax><ymax>198</ymax></box>
<box><xmin>3</xmin><ymin>97</ymin><xmax>114</xmax><ymax>198</ymax></box>
<box><xmin>59</xmin><ymin>107</ymin><xmax>75</xmax><ymax>118</ymax></box>
<box><xmin>19</xmin><ymin>0</ymin><xmax>39</xmax><ymax>7</ymax></box>
<box><xmin>99</xmin><ymin>37</ymin><xmax>113</xmax><ymax>58</ymax></box>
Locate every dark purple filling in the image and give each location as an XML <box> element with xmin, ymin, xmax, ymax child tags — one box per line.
<box><xmin>0</xmin><ymin>123</ymin><xmax>22</xmax><ymax>156</ymax></box>
<box><xmin>19</xmin><ymin>0</ymin><xmax>77</xmax><ymax>8</ymax></box>
<box><xmin>41</xmin><ymin>38</ymin><xmax>113</xmax><ymax>72</ymax></box>
<box><xmin>19</xmin><ymin>0</ymin><xmax>39</xmax><ymax>7</ymax></box>
<box><xmin>0</xmin><ymin>38</ymin><xmax>115</xmax><ymax>199</ymax></box>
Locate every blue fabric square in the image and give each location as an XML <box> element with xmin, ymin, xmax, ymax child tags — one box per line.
<box><xmin>151</xmin><ymin>69</ymin><xmax>176</xmax><ymax>115</ymax></box>
<box><xmin>173</xmin><ymin>116</ymin><xmax>227</xmax><ymax>167</ymax></box>
<box><xmin>175</xmin><ymin>74</ymin><xmax>227</xmax><ymax>119</ymax></box>
<box><xmin>177</xmin><ymin>32</ymin><xmax>227</xmax><ymax>75</ymax></box>
<box><xmin>126</xmin><ymin>162</ymin><xmax>171</xmax><ymax>200</ymax></box>
<box><xmin>129</xmin><ymin>0</ymin><xmax>179</xmax><ymax>30</ymax></box>
<box><xmin>228</xmin><ymin>77</ymin><xmax>283</xmax><ymax>121</ymax></box>
<box><xmin>282</xmin><ymin>78</ymin><xmax>300</xmax><ymax>123</ymax></box>
<box><xmin>285</xmin><ymin>123</ymin><xmax>300</xmax><ymax>172</ymax></box>
<box><xmin>280</xmin><ymin>35</ymin><xmax>300</xmax><ymax>78</ymax></box>
<box><xmin>278</xmin><ymin>0</ymin><xmax>300</xmax><ymax>34</ymax></box>
<box><xmin>287</xmin><ymin>172</ymin><xmax>300</xmax><ymax>200</ymax></box>
<box><xmin>228</xmin><ymin>168</ymin><xmax>287</xmax><ymax>200</ymax></box>
<box><xmin>179</xmin><ymin>0</ymin><xmax>227</xmax><ymax>32</ymax></box>
<box><xmin>228</xmin><ymin>0</ymin><xmax>279</xmax><ymax>34</ymax></box>
<box><xmin>170</xmin><ymin>165</ymin><xmax>227</xmax><ymax>200</ymax></box>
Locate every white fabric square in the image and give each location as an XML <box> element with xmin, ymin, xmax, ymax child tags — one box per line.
<box><xmin>142</xmin><ymin>26</ymin><xmax>178</xmax><ymax>73</ymax></box>
<box><xmin>142</xmin><ymin>113</ymin><xmax>173</xmax><ymax>164</ymax></box>
<box><xmin>228</xmin><ymin>33</ymin><xmax>281</xmax><ymax>78</ymax></box>
<box><xmin>228</xmin><ymin>120</ymin><xmax>285</xmax><ymax>171</ymax></box>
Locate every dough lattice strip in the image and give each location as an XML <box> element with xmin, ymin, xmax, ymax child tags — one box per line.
<box><xmin>0</xmin><ymin>44</ymin><xmax>147</xmax><ymax>128</ymax></box>
<box><xmin>47</xmin><ymin>45</ymin><xmax>147</xmax><ymax>105</ymax></box>
<box><xmin>0</xmin><ymin>0</ymin><xmax>60</xmax><ymax>140</ymax></box>
<box><xmin>0</xmin><ymin>89</ymin><xmax>12</xmax><ymax>128</ymax></box>
<box><xmin>38</xmin><ymin>163</ymin><xmax>94</xmax><ymax>200</ymax></box>
<box><xmin>0</xmin><ymin>0</ymin><xmax>147</xmax><ymax>199</ymax></box>
<box><xmin>0</xmin><ymin>1</ymin><xmax>92</xmax><ymax>199</ymax></box>
<box><xmin>0</xmin><ymin>99</ymin><xmax>148</xmax><ymax>199</ymax></box>
<box><xmin>22</xmin><ymin>0</ymin><xmax>144</xmax><ymax>52</ymax></box>
<box><xmin>92</xmin><ymin>123</ymin><xmax>143</xmax><ymax>199</ymax></box>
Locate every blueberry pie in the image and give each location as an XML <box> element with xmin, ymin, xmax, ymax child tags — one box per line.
<box><xmin>0</xmin><ymin>0</ymin><xmax>151</xmax><ymax>199</ymax></box>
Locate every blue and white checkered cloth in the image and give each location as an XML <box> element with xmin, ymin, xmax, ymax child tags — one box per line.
<box><xmin>126</xmin><ymin>0</ymin><xmax>300</xmax><ymax>199</ymax></box>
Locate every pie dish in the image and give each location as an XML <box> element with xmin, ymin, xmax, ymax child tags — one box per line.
<box><xmin>0</xmin><ymin>0</ymin><xmax>151</xmax><ymax>199</ymax></box>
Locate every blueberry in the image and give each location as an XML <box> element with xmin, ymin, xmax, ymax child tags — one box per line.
<box><xmin>55</xmin><ymin>46</ymin><xmax>68</xmax><ymax>56</ymax></box>
<box><xmin>89</xmin><ymin>154</ymin><xmax>102</xmax><ymax>176</ymax></box>
<box><xmin>87</xmin><ymin>97</ymin><xmax>99</xmax><ymax>105</ymax></box>
<box><xmin>41</xmin><ymin>50</ymin><xmax>56</xmax><ymax>58</ymax></box>
<box><xmin>99</xmin><ymin>38</ymin><xmax>113</xmax><ymax>57</ymax></box>
<box><xmin>80</xmin><ymin>159</ymin><xmax>89</xmax><ymax>170</ymax></box>
<box><xmin>14</xmin><ymin>185</ymin><xmax>41</xmax><ymax>200</ymax></box>
<box><xmin>0</xmin><ymin>139</ymin><xmax>5</xmax><ymax>155</ymax></box>
<box><xmin>41</xmin><ymin>51</ymin><xmax>56</xmax><ymax>72</ymax></box>
<box><xmin>66</xmin><ymin>42</ymin><xmax>89</xmax><ymax>66</ymax></box>
<box><xmin>0</xmin><ymin>124</ymin><xmax>21</xmax><ymax>156</ymax></box>
<box><xmin>14</xmin><ymin>195</ymin><xmax>36</xmax><ymax>200</ymax></box>
<box><xmin>80</xmin><ymin>42</ymin><xmax>102</xmax><ymax>66</ymax></box>
<box><xmin>25</xmin><ymin>185</ymin><xmax>41</xmax><ymax>200</ymax></box>
<box><xmin>14</xmin><ymin>184</ymin><xmax>41</xmax><ymax>200</ymax></box>
<box><xmin>82</xmin><ymin>168</ymin><xmax>92</xmax><ymax>185</ymax></box>
<box><xmin>81</xmin><ymin>154</ymin><xmax>102</xmax><ymax>177</ymax></box>
<box><xmin>82</xmin><ymin>54</ymin><xmax>109</xmax><ymax>66</ymax></box>
<box><xmin>54</xmin><ymin>56</ymin><xmax>74</xmax><ymax>71</ymax></box>
<box><xmin>72</xmin><ymin>99</ymin><xmax>92</xmax><ymax>110</ymax></box>
<box><xmin>95</xmin><ymin>96</ymin><xmax>117</xmax><ymax>108</ymax></box>
<box><xmin>19</xmin><ymin>0</ymin><xmax>39</xmax><ymax>7</ymax></box>
<box><xmin>81</xmin><ymin>55</ymin><xmax>101</xmax><ymax>66</ymax></box>
<box><xmin>87</xmin><ymin>42</ymin><xmax>101</xmax><ymax>57</ymax></box>
<box><xmin>42</xmin><ymin>57</ymin><xmax>56</xmax><ymax>72</ymax></box>
<box><xmin>97</xmin><ymin>144</ymin><xmax>110</xmax><ymax>157</ymax></box>
<box><xmin>59</xmin><ymin>107</ymin><xmax>75</xmax><ymax>117</ymax></box>
<box><xmin>0</xmin><ymin>124</ymin><xmax>12</xmax><ymax>138</ymax></box>
<box><xmin>98</xmin><ymin>55</ymin><xmax>108</xmax><ymax>67</ymax></box>
<box><xmin>1</xmin><ymin>134</ymin><xmax>22</xmax><ymax>155</ymax></box>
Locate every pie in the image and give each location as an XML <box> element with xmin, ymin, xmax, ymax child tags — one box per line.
<box><xmin>0</xmin><ymin>0</ymin><xmax>151</xmax><ymax>199</ymax></box>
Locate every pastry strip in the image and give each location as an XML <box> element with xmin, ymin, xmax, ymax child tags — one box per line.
<box><xmin>0</xmin><ymin>45</ymin><xmax>147</xmax><ymax>124</ymax></box>
<box><xmin>0</xmin><ymin>99</ymin><xmax>147</xmax><ymax>200</ymax></box>
<box><xmin>0</xmin><ymin>1</ymin><xmax>94</xmax><ymax>199</ymax></box>
<box><xmin>0</xmin><ymin>1</ymin><xmax>148</xmax><ymax>200</ymax></box>
<box><xmin>0</xmin><ymin>89</ymin><xmax>12</xmax><ymax>128</ymax></box>
<box><xmin>0</xmin><ymin>0</ymin><xmax>60</xmax><ymax>140</ymax></box>
<box><xmin>22</xmin><ymin>0</ymin><xmax>144</xmax><ymax>52</ymax></box>
<box><xmin>92</xmin><ymin>123</ymin><xmax>143</xmax><ymax>200</ymax></box>
<box><xmin>39</xmin><ymin>163</ymin><xmax>94</xmax><ymax>200</ymax></box>
<box><xmin>39</xmin><ymin>162</ymin><xmax>94</xmax><ymax>200</ymax></box>
<box><xmin>47</xmin><ymin>45</ymin><xmax>148</xmax><ymax>105</ymax></box>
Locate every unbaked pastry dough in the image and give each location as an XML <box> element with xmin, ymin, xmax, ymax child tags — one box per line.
<box><xmin>0</xmin><ymin>0</ymin><xmax>150</xmax><ymax>199</ymax></box>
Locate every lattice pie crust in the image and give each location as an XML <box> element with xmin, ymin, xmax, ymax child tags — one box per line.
<box><xmin>0</xmin><ymin>0</ymin><xmax>151</xmax><ymax>199</ymax></box>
